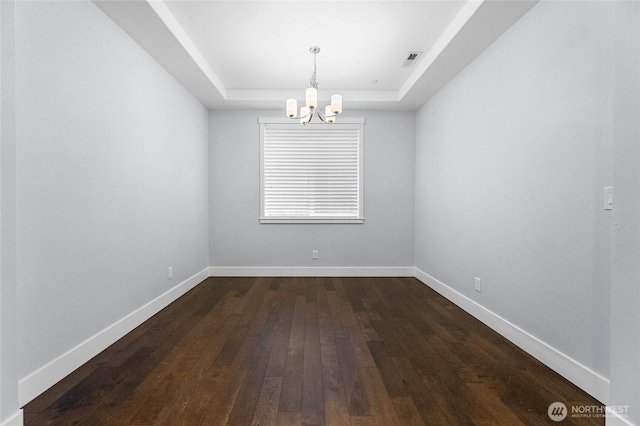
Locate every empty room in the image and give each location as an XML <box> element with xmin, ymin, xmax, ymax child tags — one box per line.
<box><xmin>1</xmin><ymin>0</ymin><xmax>639</xmax><ymax>425</ymax></box>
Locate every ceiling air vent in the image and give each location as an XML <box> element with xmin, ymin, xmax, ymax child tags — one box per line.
<box><xmin>401</xmin><ymin>51</ymin><xmax>422</xmax><ymax>68</ymax></box>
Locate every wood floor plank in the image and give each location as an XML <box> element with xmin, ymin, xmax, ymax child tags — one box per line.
<box><xmin>465</xmin><ymin>381</ymin><xmax>526</xmax><ymax>425</ymax></box>
<box><xmin>23</xmin><ymin>277</ymin><xmax>605</xmax><ymax>426</ymax></box>
<box><xmin>171</xmin><ymin>366</ymin><xmax>227</xmax><ymax>425</ymax></box>
<box><xmin>326</xmin><ymin>282</ymin><xmax>349</xmax><ymax>339</ymax></box>
<box><xmin>316</xmin><ymin>281</ymin><xmax>336</xmax><ymax>348</ymax></box>
<box><xmin>200</xmin><ymin>282</ymin><xmax>271</xmax><ymax>424</ymax></box>
<box><xmin>366</xmin><ymin>341</ymin><xmax>406</xmax><ymax>398</ymax></box>
<box><xmin>334</xmin><ymin>279</ymin><xmax>376</xmax><ymax>368</ymax></box>
<box><xmin>229</xmin><ymin>283</ymin><xmax>284</xmax><ymax>425</ymax></box>
<box><xmin>350</xmin><ymin>416</ymin><xmax>375</xmax><ymax>425</ymax></box>
<box><xmin>279</xmin><ymin>347</ymin><xmax>304</xmax><ymax>412</ymax></box>
<box><xmin>289</xmin><ymin>294</ymin><xmax>307</xmax><ymax>350</ymax></box>
<box><xmin>324</xmin><ymin>387</ymin><xmax>350</xmax><ymax>426</ymax></box>
<box><xmin>120</xmin><ymin>295</ymin><xmax>239</xmax><ymax>423</ymax></box>
<box><xmin>252</xmin><ymin>376</ymin><xmax>283</xmax><ymax>426</ymax></box>
<box><xmin>320</xmin><ymin>344</ymin><xmax>342</xmax><ymax>389</ymax></box>
<box><xmin>265</xmin><ymin>280</ymin><xmax>297</xmax><ymax>377</ymax></box>
<box><xmin>302</xmin><ymin>315</ymin><xmax>325</xmax><ymax>425</ymax></box>
<box><xmin>421</xmin><ymin>374</ymin><xmax>484</xmax><ymax>425</ymax></box>
<box><xmin>359</xmin><ymin>367</ymin><xmax>401</xmax><ymax>425</ymax></box>
<box><xmin>199</xmin><ymin>344</ymin><xmax>251</xmax><ymax>424</ymax></box>
<box><xmin>335</xmin><ymin>336</ymin><xmax>371</xmax><ymax>417</ymax></box>
<box><xmin>363</xmin><ymin>283</ymin><xmax>439</xmax><ymax>378</ymax></box>
<box><xmin>394</xmin><ymin>366</ymin><xmax>451</xmax><ymax>425</ymax></box>
<box><xmin>65</xmin><ymin>346</ymin><xmax>163</xmax><ymax>425</ymax></box>
<box><xmin>391</xmin><ymin>396</ymin><xmax>426</xmax><ymax>426</ymax></box>
<box><xmin>227</xmin><ymin>355</ymin><xmax>270</xmax><ymax>426</ymax></box>
<box><xmin>354</xmin><ymin>310</ymin><xmax>381</xmax><ymax>342</ymax></box>
<box><xmin>277</xmin><ymin>411</ymin><xmax>302</xmax><ymax>426</ymax></box>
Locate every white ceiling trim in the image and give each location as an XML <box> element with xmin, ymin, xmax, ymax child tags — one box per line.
<box><xmin>146</xmin><ymin>0</ymin><xmax>227</xmax><ymax>99</ymax></box>
<box><xmin>226</xmin><ymin>89</ymin><xmax>400</xmax><ymax>103</ymax></box>
<box><xmin>399</xmin><ymin>0</ymin><xmax>484</xmax><ymax>100</ymax></box>
<box><xmin>94</xmin><ymin>0</ymin><xmax>538</xmax><ymax>111</ymax></box>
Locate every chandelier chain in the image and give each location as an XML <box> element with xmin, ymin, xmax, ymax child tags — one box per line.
<box><xmin>310</xmin><ymin>50</ymin><xmax>318</xmax><ymax>89</ymax></box>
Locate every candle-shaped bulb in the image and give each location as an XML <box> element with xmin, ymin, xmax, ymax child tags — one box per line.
<box><xmin>286</xmin><ymin>99</ymin><xmax>297</xmax><ymax>118</ymax></box>
<box><xmin>306</xmin><ymin>87</ymin><xmax>318</xmax><ymax>109</ymax></box>
<box><xmin>331</xmin><ymin>94</ymin><xmax>342</xmax><ymax>114</ymax></box>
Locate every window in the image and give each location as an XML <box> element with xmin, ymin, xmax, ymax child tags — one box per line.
<box><xmin>259</xmin><ymin>118</ymin><xmax>364</xmax><ymax>224</ymax></box>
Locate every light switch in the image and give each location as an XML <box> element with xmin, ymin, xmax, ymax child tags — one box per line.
<box><xmin>604</xmin><ymin>187</ymin><xmax>613</xmax><ymax>210</ymax></box>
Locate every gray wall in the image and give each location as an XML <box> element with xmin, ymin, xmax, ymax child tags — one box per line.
<box><xmin>415</xmin><ymin>0</ymin><xmax>613</xmax><ymax>380</ymax></box>
<box><xmin>209</xmin><ymin>110</ymin><xmax>415</xmax><ymax>268</ymax></box>
<box><xmin>610</xmin><ymin>1</ymin><xmax>640</xmax><ymax>423</ymax></box>
<box><xmin>0</xmin><ymin>0</ymin><xmax>19</xmax><ymax>423</ymax></box>
<box><xmin>15</xmin><ymin>1</ymin><xmax>209</xmax><ymax>379</ymax></box>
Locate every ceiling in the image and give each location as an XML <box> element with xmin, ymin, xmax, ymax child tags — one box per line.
<box><xmin>94</xmin><ymin>0</ymin><xmax>538</xmax><ymax>111</ymax></box>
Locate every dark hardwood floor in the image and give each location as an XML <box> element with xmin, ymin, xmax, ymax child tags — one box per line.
<box><xmin>24</xmin><ymin>277</ymin><xmax>603</xmax><ymax>425</ymax></box>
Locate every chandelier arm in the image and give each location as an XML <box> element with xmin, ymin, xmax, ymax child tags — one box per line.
<box><xmin>287</xmin><ymin>108</ymin><xmax>314</xmax><ymax>124</ymax></box>
<box><xmin>316</xmin><ymin>109</ymin><xmax>337</xmax><ymax>122</ymax></box>
<box><xmin>317</xmin><ymin>109</ymin><xmax>337</xmax><ymax>119</ymax></box>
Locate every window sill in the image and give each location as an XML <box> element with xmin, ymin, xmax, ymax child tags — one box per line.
<box><xmin>260</xmin><ymin>218</ymin><xmax>365</xmax><ymax>224</ymax></box>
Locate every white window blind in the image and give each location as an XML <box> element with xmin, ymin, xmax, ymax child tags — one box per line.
<box><xmin>259</xmin><ymin>119</ymin><xmax>364</xmax><ymax>224</ymax></box>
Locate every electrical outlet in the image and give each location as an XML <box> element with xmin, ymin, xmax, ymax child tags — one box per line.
<box><xmin>168</xmin><ymin>267</ymin><xmax>173</xmax><ymax>280</ymax></box>
<box><xmin>312</xmin><ymin>250</ymin><xmax>319</xmax><ymax>260</ymax></box>
<box><xmin>604</xmin><ymin>186</ymin><xmax>613</xmax><ymax>210</ymax></box>
<box><xmin>474</xmin><ymin>277</ymin><xmax>482</xmax><ymax>293</ymax></box>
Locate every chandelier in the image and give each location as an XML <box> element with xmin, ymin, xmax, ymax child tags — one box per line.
<box><xmin>286</xmin><ymin>46</ymin><xmax>342</xmax><ymax>124</ymax></box>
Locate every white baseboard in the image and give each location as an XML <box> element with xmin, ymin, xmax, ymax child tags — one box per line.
<box><xmin>18</xmin><ymin>267</ymin><xmax>209</xmax><ymax>407</ymax></box>
<box><xmin>414</xmin><ymin>268</ymin><xmax>611</xmax><ymax>405</ymax></box>
<box><xmin>0</xmin><ymin>410</ymin><xmax>23</xmax><ymax>426</ymax></box>
<box><xmin>208</xmin><ymin>266</ymin><xmax>415</xmax><ymax>277</ymax></box>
